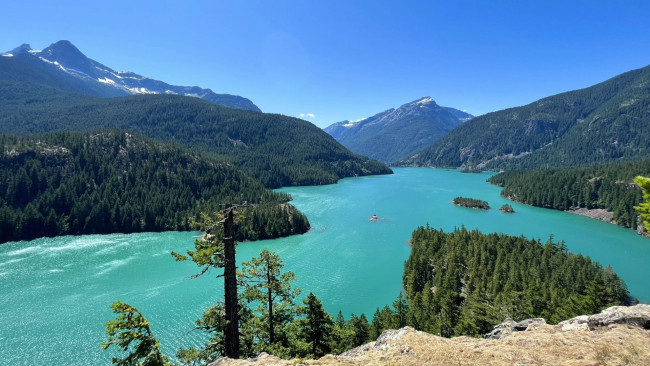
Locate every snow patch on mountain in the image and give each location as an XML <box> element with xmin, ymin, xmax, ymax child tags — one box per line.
<box><xmin>3</xmin><ymin>40</ymin><xmax>261</xmax><ymax>112</ymax></box>
<box><xmin>416</xmin><ymin>96</ymin><xmax>435</xmax><ymax>105</ymax></box>
<box><xmin>97</xmin><ymin>77</ymin><xmax>116</xmax><ymax>85</ymax></box>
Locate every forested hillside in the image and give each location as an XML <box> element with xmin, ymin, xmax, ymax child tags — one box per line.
<box><xmin>0</xmin><ymin>131</ymin><xmax>309</xmax><ymax>243</ymax></box>
<box><xmin>0</xmin><ymin>81</ymin><xmax>391</xmax><ymax>188</ymax></box>
<box><xmin>398</xmin><ymin>226</ymin><xmax>630</xmax><ymax>337</ymax></box>
<box><xmin>488</xmin><ymin>159</ymin><xmax>650</xmax><ymax>230</ymax></box>
<box><xmin>401</xmin><ymin>64</ymin><xmax>650</xmax><ymax>170</ymax></box>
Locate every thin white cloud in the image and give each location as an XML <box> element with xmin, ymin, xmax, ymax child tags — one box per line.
<box><xmin>300</xmin><ymin>113</ymin><xmax>316</xmax><ymax>118</ymax></box>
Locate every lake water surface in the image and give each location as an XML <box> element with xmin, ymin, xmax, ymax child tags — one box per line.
<box><xmin>1</xmin><ymin>168</ymin><xmax>648</xmax><ymax>364</ymax></box>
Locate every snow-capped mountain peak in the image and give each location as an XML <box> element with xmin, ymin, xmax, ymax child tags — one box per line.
<box><xmin>3</xmin><ymin>40</ymin><xmax>261</xmax><ymax>112</ymax></box>
<box><xmin>323</xmin><ymin>96</ymin><xmax>473</xmax><ymax>162</ymax></box>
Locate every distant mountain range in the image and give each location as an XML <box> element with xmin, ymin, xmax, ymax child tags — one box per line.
<box><xmin>1</xmin><ymin>40</ymin><xmax>260</xmax><ymax>111</ymax></box>
<box><xmin>401</xmin><ymin>64</ymin><xmax>650</xmax><ymax>169</ymax></box>
<box><xmin>324</xmin><ymin>97</ymin><xmax>472</xmax><ymax>163</ymax></box>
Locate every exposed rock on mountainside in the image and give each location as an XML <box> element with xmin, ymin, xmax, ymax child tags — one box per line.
<box><xmin>402</xmin><ymin>64</ymin><xmax>650</xmax><ymax>169</ymax></box>
<box><xmin>1</xmin><ymin>40</ymin><xmax>260</xmax><ymax>111</ymax></box>
<box><xmin>212</xmin><ymin>305</ymin><xmax>650</xmax><ymax>366</ymax></box>
<box><xmin>324</xmin><ymin>97</ymin><xmax>472</xmax><ymax>163</ymax></box>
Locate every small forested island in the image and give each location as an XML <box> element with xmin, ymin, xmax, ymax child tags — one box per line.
<box><xmin>452</xmin><ymin>197</ymin><xmax>490</xmax><ymax>209</ymax></box>
<box><xmin>499</xmin><ymin>203</ymin><xmax>515</xmax><ymax>213</ymax></box>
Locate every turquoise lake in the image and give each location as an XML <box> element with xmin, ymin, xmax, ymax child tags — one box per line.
<box><xmin>1</xmin><ymin>167</ymin><xmax>648</xmax><ymax>364</ymax></box>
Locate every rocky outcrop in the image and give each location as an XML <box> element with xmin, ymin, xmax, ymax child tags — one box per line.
<box><xmin>484</xmin><ymin>317</ymin><xmax>546</xmax><ymax>339</ymax></box>
<box><xmin>210</xmin><ymin>305</ymin><xmax>650</xmax><ymax>366</ymax></box>
<box><xmin>567</xmin><ymin>207</ymin><xmax>616</xmax><ymax>224</ymax></box>
<box><xmin>559</xmin><ymin>304</ymin><xmax>650</xmax><ymax>330</ymax></box>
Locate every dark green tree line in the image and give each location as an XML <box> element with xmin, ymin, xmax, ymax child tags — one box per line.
<box><xmin>400</xmin><ymin>226</ymin><xmax>631</xmax><ymax>337</ymax></box>
<box><xmin>488</xmin><ymin>159</ymin><xmax>650</xmax><ymax>230</ymax></box>
<box><xmin>0</xmin><ymin>131</ymin><xmax>309</xmax><ymax>243</ymax></box>
<box><xmin>0</xmin><ymin>81</ymin><xmax>392</xmax><ymax>189</ymax></box>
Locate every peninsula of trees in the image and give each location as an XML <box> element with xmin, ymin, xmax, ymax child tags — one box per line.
<box><xmin>0</xmin><ymin>131</ymin><xmax>309</xmax><ymax>243</ymax></box>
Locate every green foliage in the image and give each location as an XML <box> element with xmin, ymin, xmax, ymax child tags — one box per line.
<box><xmin>499</xmin><ymin>203</ymin><xmax>514</xmax><ymax>213</ymax></box>
<box><xmin>239</xmin><ymin>249</ymin><xmax>301</xmax><ymax>355</ymax></box>
<box><xmin>297</xmin><ymin>293</ymin><xmax>334</xmax><ymax>358</ymax></box>
<box><xmin>0</xmin><ymin>131</ymin><xmax>309</xmax><ymax>243</ymax></box>
<box><xmin>402</xmin><ymin>226</ymin><xmax>631</xmax><ymax>336</ymax></box>
<box><xmin>348</xmin><ymin>314</ymin><xmax>370</xmax><ymax>347</ymax></box>
<box><xmin>452</xmin><ymin>197</ymin><xmax>490</xmax><ymax>209</ymax></box>
<box><xmin>234</xmin><ymin>203</ymin><xmax>310</xmax><ymax>241</ymax></box>
<box><xmin>329</xmin><ymin>311</ymin><xmax>355</xmax><ymax>354</ymax></box>
<box><xmin>488</xmin><ymin>160</ymin><xmax>650</xmax><ymax>229</ymax></box>
<box><xmin>402</xmin><ymin>64</ymin><xmax>650</xmax><ymax>169</ymax></box>
<box><xmin>0</xmin><ymin>81</ymin><xmax>392</xmax><ymax>188</ymax></box>
<box><xmin>103</xmin><ymin>301</ymin><xmax>171</xmax><ymax>366</ymax></box>
<box><xmin>172</xmin><ymin>212</ymin><xmax>226</xmax><ymax>274</ymax></box>
<box><xmin>175</xmin><ymin>302</ymin><xmax>256</xmax><ymax>364</ymax></box>
<box><xmin>633</xmin><ymin>175</ymin><xmax>650</xmax><ymax>229</ymax></box>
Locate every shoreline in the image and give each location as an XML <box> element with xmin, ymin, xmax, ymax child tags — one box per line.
<box><xmin>565</xmin><ymin>207</ymin><xmax>648</xmax><ymax>238</ymax></box>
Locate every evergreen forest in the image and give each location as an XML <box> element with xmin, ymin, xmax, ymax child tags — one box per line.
<box><xmin>0</xmin><ymin>80</ymin><xmax>392</xmax><ymax>188</ymax></box>
<box><xmin>399</xmin><ymin>226</ymin><xmax>631</xmax><ymax>337</ymax></box>
<box><xmin>487</xmin><ymin>159</ymin><xmax>650</xmax><ymax>230</ymax></box>
<box><xmin>401</xmin><ymin>64</ymin><xmax>650</xmax><ymax>170</ymax></box>
<box><xmin>0</xmin><ymin>131</ymin><xmax>309</xmax><ymax>243</ymax></box>
<box><xmin>104</xmin><ymin>225</ymin><xmax>632</xmax><ymax>365</ymax></box>
<box><xmin>452</xmin><ymin>197</ymin><xmax>490</xmax><ymax>209</ymax></box>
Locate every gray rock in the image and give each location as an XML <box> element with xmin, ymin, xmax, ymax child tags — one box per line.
<box><xmin>587</xmin><ymin>304</ymin><xmax>650</xmax><ymax>329</ymax></box>
<box><xmin>514</xmin><ymin>318</ymin><xmax>546</xmax><ymax>331</ymax></box>
<box><xmin>557</xmin><ymin>315</ymin><xmax>589</xmax><ymax>331</ymax></box>
<box><xmin>484</xmin><ymin>318</ymin><xmax>516</xmax><ymax>339</ymax></box>
<box><xmin>557</xmin><ymin>304</ymin><xmax>650</xmax><ymax>332</ymax></box>
<box><xmin>485</xmin><ymin>318</ymin><xmax>546</xmax><ymax>339</ymax></box>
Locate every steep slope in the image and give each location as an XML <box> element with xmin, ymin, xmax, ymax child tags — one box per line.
<box><xmin>487</xmin><ymin>159</ymin><xmax>650</xmax><ymax>232</ymax></box>
<box><xmin>324</xmin><ymin>97</ymin><xmax>471</xmax><ymax>163</ymax></box>
<box><xmin>1</xmin><ymin>40</ymin><xmax>260</xmax><ymax>111</ymax></box>
<box><xmin>0</xmin><ymin>131</ymin><xmax>309</xmax><ymax>243</ymax></box>
<box><xmin>0</xmin><ymin>81</ymin><xmax>391</xmax><ymax>188</ymax></box>
<box><xmin>401</xmin><ymin>64</ymin><xmax>650</xmax><ymax>169</ymax></box>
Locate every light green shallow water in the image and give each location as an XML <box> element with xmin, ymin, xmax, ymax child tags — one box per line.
<box><xmin>1</xmin><ymin>167</ymin><xmax>648</xmax><ymax>364</ymax></box>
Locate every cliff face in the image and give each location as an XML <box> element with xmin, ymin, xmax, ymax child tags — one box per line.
<box><xmin>211</xmin><ymin>304</ymin><xmax>650</xmax><ymax>366</ymax></box>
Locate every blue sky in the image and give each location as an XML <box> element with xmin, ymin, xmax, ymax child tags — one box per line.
<box><xmin>2</xmin><ymin>0</ymin><xmax>650</xmax><ymax>127</ymax></box>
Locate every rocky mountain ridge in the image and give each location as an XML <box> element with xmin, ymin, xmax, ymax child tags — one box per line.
<box><xmin>1</xmin><ymin>40</ymin><xmax>260</xmax><ymax>111</ymax></box>
<box><xmin>212</xmin><ymin>304</ymin><xmax>650</xmax><ymax>365</ymax></box>
<box><xmin>401</xmin><ymin>64</ymin><xmax>650</xmax><ymax>169</ymax></box>
<box><xmin>324</xmin><ymin>97</ymin><xmax>472</xmax><ymax>163</ymax></box>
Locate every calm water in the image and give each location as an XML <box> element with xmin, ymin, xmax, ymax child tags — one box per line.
<box><xmin>1</xmin><ymin>168</ymin><xmax>648</xmax><ymax>364</ymax></box>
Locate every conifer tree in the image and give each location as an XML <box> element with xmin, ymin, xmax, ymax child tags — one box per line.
<box><xmin>172</xmin><ymin>204</ymin><xmax>246</xmax><ymax>359</ymax></box>
<box><xmin>239</xmin><ymin>248</ymin><xmax>300</xmax><ymax>353</ymax></box>
<box><xmin>102</xmin><ymin>301</ymin><xmax>170</xmax><ymax>366</ymax></box>
<box><xmin>634</xmin><ymin>176</ymin><xmax>650</xmax><ymax>229</ymax></box>
<box><xmin>298</xmin><ymin>292</ymin><xmax>333</xmax><ymax>357</ymax></box>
